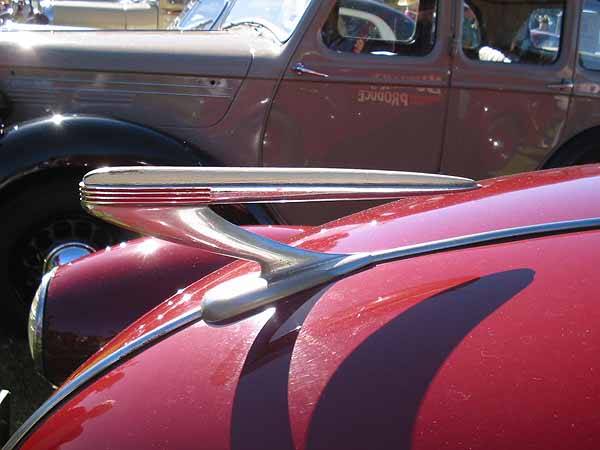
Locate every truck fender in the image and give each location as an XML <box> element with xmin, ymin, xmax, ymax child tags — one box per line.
<box><xmin>0</xmin><ymin>114</ymin><xmax>201</xmax><ymax>189</ymax></box>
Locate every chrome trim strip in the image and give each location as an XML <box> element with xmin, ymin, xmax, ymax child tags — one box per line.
<box><xmin>202</xmin><ymin>217</ymin><xmax>600</xmax><ymax>322</ymax></box>
<box><xmin>366</xmin><ymin>217</ymin><xmax>599</xmax><ymax>260</ymax></box>
<box><xmin>4</xmin><ymin>308</ymin><xmax>204</xmax><ymax>450</ymax></box>
<box><xmin>28</xmin><ymin>268</ymin><xmax>56</xmax><ymax>377</ymax></box>
<box><xmin>81</xmin><ymin>186</ymin><xmax>467</xmax><ymax>205</ymax></box>
<box><xmin>6</xmin><ymin>217</ymin><xmax>600</xmax><ymax>450</ymax></box>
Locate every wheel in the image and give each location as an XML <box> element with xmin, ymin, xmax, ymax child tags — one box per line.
<box><xmin>545</xmin><ymin>133</ymin><xmax>600</xmax><ymax>168</ymax></box>
<box><xmin>0</xmin><ymin>175</ymin><xmax>133</xmax><ymax>334</ymax></box>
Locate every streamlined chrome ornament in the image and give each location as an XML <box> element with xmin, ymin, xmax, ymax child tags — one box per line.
<box><xmin>80</xmin><ymin>166</ymin><xmax>479</xmax><ymax>205</ymax></box>
<box><xmin>81</xmin><ymin>167</ymin><xmax>479</xmax><ymax>322</ymax></box>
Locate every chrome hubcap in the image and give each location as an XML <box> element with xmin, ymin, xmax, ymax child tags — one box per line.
<box><xmin>17</xmin><ymin>216</ymin><xmax>110</xmax><ymax>299</ymax></box>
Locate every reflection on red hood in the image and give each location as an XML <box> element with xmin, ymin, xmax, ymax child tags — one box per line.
<box><xmin>73</xmin><ymin>165</ymin><xmax>600</xmax><ymax>378</ymax></box>
<box><xmin>21</xmin><ymin>165</ymin><xmax>600</xmax><ymax>450</ymax></box>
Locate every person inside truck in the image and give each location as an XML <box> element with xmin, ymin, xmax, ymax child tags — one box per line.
<box><xmin>463</xmin><ymin>0</ymin><xmax>564</xmax><ymax>65</ymax></box>
<box><xmin>462</xmin><ymin>2</ymin><xmax>511</xmax><ymax>63</ymax></box>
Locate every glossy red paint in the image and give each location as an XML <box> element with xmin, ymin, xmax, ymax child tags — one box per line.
<box><xmin>25</xmin><ymin>309</ymin><xmax>276</xmax><ymax>450</ymax></box>
<box><xmin>23</xmin><ymin>232</ymin><xmax>600</xmax><ymax>450</ymax></box>
<box><xmin>44</xmin><ymin>225</ymin><xmax>309</xmax><ymax>384</ymax></box>
<box><xmin>59</xmin><ymin>164</ymin><xmax>600</xmax><ymax>379</ymax></box>
<box><xmin>19</xmin><ymin>166</ymin><xmax>600</xmax><ymax>449</ymax></box>
<box><xmin>289</xmin><ymin>232</ymin><xmax>600</xmax><ymax>450</ymax></box>
<box><xmin>286</xmin><ymin>164</ymin><xmax>600</xmax><ymax>254</ymax></box>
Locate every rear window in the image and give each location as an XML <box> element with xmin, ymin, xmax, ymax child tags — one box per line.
<box><xmin>579</xmin><ymin>0</ymin><xmax>600</xmax><ymax>71</ymax></box>
<box><xmin>462</xmin><ymin>0</ymin><xmax>565</xmax><ymax>65</ymax></box>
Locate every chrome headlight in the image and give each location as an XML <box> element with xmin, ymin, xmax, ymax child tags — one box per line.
<box><xmin>28</xmin><ymin>268</ymin><xmax>56</xmax><ymax>375</ymax></box>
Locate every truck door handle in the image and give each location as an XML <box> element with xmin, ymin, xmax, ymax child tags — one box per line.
<box><xmin>292</xmin><ymin>62</ymin><xmax>329</xmax><ymax>78</ymax></box>
<box><xmin>546</xmin><ymin>79</ymin><xmax>574</xmax><ymax>91</ymax></box>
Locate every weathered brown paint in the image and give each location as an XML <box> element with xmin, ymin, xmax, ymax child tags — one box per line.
<box><xmin>1</xmin><ymin>0</ymin><xmax>599</xmax><ymax>224</ymax></box>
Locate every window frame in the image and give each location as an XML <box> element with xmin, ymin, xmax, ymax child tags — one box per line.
<box><xmin>459</xmin><ymin>0</ymin><xmax>567</xmax><ymax>67</ymax></box>
<box><xmin>578</xmin><ymin>0</ymin><xmax>600</xmax><ymax>72</ymax></box>
<box><xmin>320</xmin><ymin>0</ymin><xmax>440</xmax><ymax>58</ymax></box>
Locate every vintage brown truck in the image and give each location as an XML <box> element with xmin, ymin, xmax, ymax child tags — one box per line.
<box><xmin>0</xmin><ymin>0</ymin><xmax>599</xmax><ymax>325</ymax></box>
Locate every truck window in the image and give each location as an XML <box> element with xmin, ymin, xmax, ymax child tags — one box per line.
<box><xmin>322</xmin><ymin>0</ymin><xmax>438</xmax><ymax>56</ymax></box>
<box><xmin>462</xmin><ymin>0</ymin><xmax>565</xmax><ymax>65</ymax></box>
<box><xmin>579</xmin><ymin>0</ymin><xmax>600</xmax><ymax>71</ymax></box>
<box><xmin>169</xmin><ymin>0</ymin><xmax>228</xmax><ymax>31</ymax></box>
<box><xmin>1</xmin><ymin>0</ymin><xmax>236</xmax><ymax>31</ymax></box>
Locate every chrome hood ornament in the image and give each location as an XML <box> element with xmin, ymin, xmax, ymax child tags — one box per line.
<box><xmin>8</xmin><ymin>169</ymin><xmax>600</xmax><ymax>450</ymax></box>
<box><xmin>81</xmin><ymin>167</ymin><xmax>479</xmax><ymax>322</ymax></box>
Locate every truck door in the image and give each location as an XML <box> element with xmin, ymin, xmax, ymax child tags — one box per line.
<box><xmin>263</xmin><ymin>0</ymin><xmax>452</xmax><ymax>224</ymax></box>
<box><xmin>562</xmin><ymin>0</ymin><xmax>600</xmax><ymax>157</ymax></box>
<box><xmin>441</xmin><ymin>0</ymin><xmax>577</xmax><ymax>179</ymax></box>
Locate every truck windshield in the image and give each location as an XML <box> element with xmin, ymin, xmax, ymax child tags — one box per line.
<box><xmin>170</xmin><ymin>0</ymin><xmax>229</xmax><ymax>31</ymax></box>
<box><xmin>221</xmin><ymin>0</ymin><xmax>312</xmax><ymax>42</ymax></box>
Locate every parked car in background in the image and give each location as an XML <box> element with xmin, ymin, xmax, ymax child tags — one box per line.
<box><xmin>0</xmin><ymin>0</ymin><xmax>187</xmax><ymax>29</ymax></box>
<box><xmin>0</xmin><ymin>0</ymin><xmax>224</xmax><ymax>30</ymax></box>
<box><xmin>1</xmin><ymin>0</ymin><xmax>600</xmax><ymax>326</ymax></box>
<box><xmin>6</xmin><ymin>163</ymin><xmax>600</xmax><ymax>449</ymax></box>
<box><xmin>34</xmin><ymin>0</ymin><xmax>185</xmax><ymax>30</ymax></box>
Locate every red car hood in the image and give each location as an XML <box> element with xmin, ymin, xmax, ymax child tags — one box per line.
<box><xmin>74</xmin><ymin>165</ymin><xmax>600</xmax><ymax>363</ymax></box>
<box><xmin>19</xmin><ymin>165</ymin><xmax>600</xmax><ymax>450</ymax></box>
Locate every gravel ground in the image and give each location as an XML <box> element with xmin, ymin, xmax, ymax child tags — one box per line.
<box><xmin>0</xmin><ymin>331</ymin><xmax>53</xmax><ymax>434</ymax></box>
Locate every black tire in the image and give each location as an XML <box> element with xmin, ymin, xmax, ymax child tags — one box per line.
<box><xmin>0</xmin><ymin>175</ymin><xmax>133</xmax><ymax>334</ymax></box>
<box><xmin>544</xmin><ymin>133</ymin><xmax>600</xmax><ymax>168</ymax></box>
